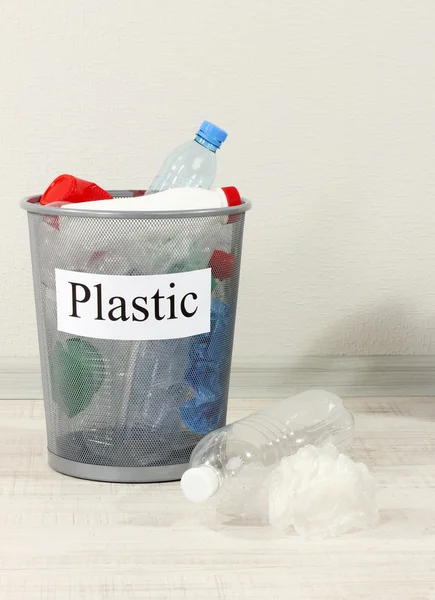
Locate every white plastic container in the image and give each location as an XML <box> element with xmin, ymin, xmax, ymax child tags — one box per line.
<box><xmin>62</xmin><ymin>187</ymin><xmax>241</xmax><ymax>212</ymax></box>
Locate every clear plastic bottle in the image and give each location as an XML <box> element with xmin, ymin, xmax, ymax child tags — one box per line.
<box><xmin>121</xmin><ymin>338</ymin><xmax>193</xmax><ymax>466</ymax></box>
<box><xmin>146</xmin><ymin>121</ymin><xmax>228</xmax><ymax>194</ymax></box>
<box><xmin>180</xmin><ymin>390</ymin><xmax>355</xmax><ymax>511</ymax></box>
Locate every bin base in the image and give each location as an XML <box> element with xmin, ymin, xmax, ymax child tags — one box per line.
<box><xmin>48</xmin><ymin>451</ymin><xmax>188</xmax><ymax>483</ymax></box>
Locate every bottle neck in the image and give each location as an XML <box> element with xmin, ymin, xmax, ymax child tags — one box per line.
<box><xmin>194</xmin><ymin>135</ymin><xmax>218</xmax><ymax>153</ymax></box>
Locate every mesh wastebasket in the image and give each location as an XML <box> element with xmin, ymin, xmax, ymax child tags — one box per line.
<box><xmin>21</xmin><ymin>190</ymin><xmax>251</xmax><ymax>482</ymax></box>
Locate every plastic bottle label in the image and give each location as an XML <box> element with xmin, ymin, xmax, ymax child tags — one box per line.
<box><xmin>55</xmin><ymin>268</ymin><xmax>211</xmax><ymax>340</ymax></box>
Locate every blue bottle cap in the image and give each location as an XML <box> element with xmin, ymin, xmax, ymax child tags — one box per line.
<box><xmin>196</xmin><ymin>121</ymin><xmax>228</xmax><ymax>149</ymax></box>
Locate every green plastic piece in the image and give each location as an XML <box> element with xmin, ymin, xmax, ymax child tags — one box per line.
<box><xmin>49</xmin><ymin>338</ymin><xmax>105</xmax><ymax>417</ymax></box>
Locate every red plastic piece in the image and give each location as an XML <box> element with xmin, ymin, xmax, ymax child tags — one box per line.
<box><xmin>43</xmin><ymin>215</ymin><xmax>60</xmax><ymax>230</ymax></box>
<box><xmin>209</xmin><ymin>250</ymin><xmax>236</xmax><ymax>281</ymax></box>
<box><xmin>221</xmin><ymin>186</ymin><xmax>241</xmax><ymax>207</ymax></box>
<box><xmin>40</xmin><ymin>174</ymin><xmax>113</xmax><ymax>206</ymax></box>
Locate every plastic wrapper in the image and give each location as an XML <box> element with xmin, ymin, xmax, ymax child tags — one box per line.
<box><xmin>181</xmin><ymin>299</ymin><xmax>231</xmax><ymax>434</ymax></box>
<box><xmin>268</xmin><ymin>444</ymin><xmax>379</xmax><ymax>538</ymax></box>
<box><xmin>122</xmin><ymin>339</ymin><xmax>192</xmax><ymax>465</ymax></box>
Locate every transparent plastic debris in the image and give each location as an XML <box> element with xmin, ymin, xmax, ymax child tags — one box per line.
<box><xmin>121</xmin><ymin>339</ymin><xmax>193</xmax><ymax>466</ymax></box>
<box><xmin>55</xmin><ymin>216</ymin><xmax>230</xmax><ymax>277</ymax></box>
<box><xmin>49</xmin><ymin>335</ymin><xmax>197</xmax><ymax>466</ymax></box>
<box><xmin>268</xmin><ymin>444</ymin><xmax>379</xmax><ymax>538</ymax></box>
<box><xmin>181</xmin><ymin>391</ymin><xmax>355</xmax><ymax>519</ymax></box>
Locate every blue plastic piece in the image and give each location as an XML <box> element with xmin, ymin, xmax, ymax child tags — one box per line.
<box><xmin>180</xmin><ymin>387</ymin><xmax>223</xmax><ymax>434</ymax></box>
<box><xmin>181</xmin><ymin>299</ymin><xmax>232</xmax><ymax>434</ymax></box>
<box><xmin>196</xmin><ymin>121</ymin><xmax>228</xmax><ymax>150</ymax></box>
<box><xmin>185</xmin><ymin>364</ymin><xmax>221</xmax><ymax>394</ymax></box>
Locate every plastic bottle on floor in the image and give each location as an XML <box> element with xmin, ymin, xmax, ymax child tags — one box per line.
<box><xmin>146</xmin><ymin>121</ymin><xmax>228</xmax><ymax>194</ymax></box>
<box><xmin>180</xmin><ymin>390</ymin><xmax>355</xmax><ymax>511</ymax></box>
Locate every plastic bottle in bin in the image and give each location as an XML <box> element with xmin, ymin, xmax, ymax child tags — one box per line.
<box><xmin>180</xmin><ymin>391</ymin><xmax>355</xmax><ymax>513</ymax></box>
<box><xmin>123</xmin><ymin>339</ymin><xmax>195</xmax><ymax>465</ymax></box>
<box><xmin>146</xmin><ymin>121</ymin><xmax>228</xmax><ymax>195</ymax></box>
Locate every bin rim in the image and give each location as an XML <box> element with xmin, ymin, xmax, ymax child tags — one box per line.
<box><xmin>20</xmin><ymin>190</ymin><xmax>252</xmax><ymax>220</ymax></box>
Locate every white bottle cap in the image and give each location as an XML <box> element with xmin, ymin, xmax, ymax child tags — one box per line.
<box><xmin>180</xmin><ymin>466</ymin><xmax>220</xmax><ymax>503</ymax></box>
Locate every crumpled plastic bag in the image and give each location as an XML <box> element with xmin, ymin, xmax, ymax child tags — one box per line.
<box><xmin>268</xmin><ymin>444</ymin><xmax>379</xmax><ymax>539</ymax></box>
<box><xmin>180</xmin><ymin>299</ymin><xmax>231</xmax><ymax>434</ymax></box>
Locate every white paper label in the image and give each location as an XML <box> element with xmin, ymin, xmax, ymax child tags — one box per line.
<box><xmin>55</xmin><ymin>268</ymin><xmax>211</xmax><ymax>341</ymax></box>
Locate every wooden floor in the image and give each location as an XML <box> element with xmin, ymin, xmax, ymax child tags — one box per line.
<box><xmin>1</xmin><ymin>397</ymin><xmax>435</xmax><ymax>599</ymax></box>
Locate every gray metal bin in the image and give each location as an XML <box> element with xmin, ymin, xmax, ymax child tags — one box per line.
<box><xmin>21</xmin><ymin>190</ymin><xmax>250</xmax><ymax>483</ymax></box>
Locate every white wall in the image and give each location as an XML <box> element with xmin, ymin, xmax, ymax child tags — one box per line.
<box><xmin>2</xmin><ymin>0</ymin><xmax>435</xmax><ymax>359</ymax></box>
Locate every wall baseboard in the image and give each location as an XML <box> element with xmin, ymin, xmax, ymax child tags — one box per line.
<box><xmin>1</xmin><ymin>356</ymin><xmax>434</xmax><ymax>400</ymax></box>
<box><xmin>230</xmin><ymin>356</ymin><xmax>435</xmax><ymax>398</ymax></box>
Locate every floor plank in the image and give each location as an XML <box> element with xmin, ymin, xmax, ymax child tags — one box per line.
<box><xmin>1</xmin><ymin>397</ymin><xmax>435</xmax><ymax>599</ymax></box>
